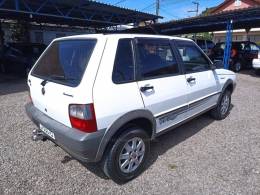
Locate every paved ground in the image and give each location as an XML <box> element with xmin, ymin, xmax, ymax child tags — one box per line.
<box><xmin>0</xmin><ymin>71</ymin><xmax>260</xmax><ymax>195</ymax></box>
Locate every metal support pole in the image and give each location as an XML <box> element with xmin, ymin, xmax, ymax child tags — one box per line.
<box><xmin>223</xmin><ymin>20</ymin><xmax>233</xmax><ymax>70</ymax></box>
<box><xmin>15</xmin><ymin>0</ymin><xmax>19</xmax><ymax>10</ymax></box>
<box><xmin>156</xmin><ymin>0</ymin><xmax>160</xmax><ymax>16</ymax></box>
<box><xmin>245</xmin><ymin>28</ymin><xmax>251</xmax><ymax>41</ymax></box>
<box><xmin>155</xmin><ymin>0</ymin><xmax>159</xmax><ymax>23</ymax></box>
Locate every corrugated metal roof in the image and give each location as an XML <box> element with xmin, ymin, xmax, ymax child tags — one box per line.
<box><xmin>0</xmin><ymin>0</ymin><xmax>162</xmax><ymax>28</ymax></box>
<box><xmin>122</xmin><ymin>7</ymin><xmax>260</xmax><ymax>35</ymax></box>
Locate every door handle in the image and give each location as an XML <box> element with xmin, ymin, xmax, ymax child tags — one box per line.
<box><xmin>140</xmin><ymin>85</ymin><xmax>154</xmax><ymax>92</ymax></box>
<box><xmin>187</xmin><ymin>77</ymin><xmax>196</xmax><ymax>83</ymax></box>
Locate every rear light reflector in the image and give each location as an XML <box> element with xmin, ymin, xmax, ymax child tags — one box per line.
<box><xmin>69</xmin><ymin>104</ymin><xmax>97</xmax><ymax>133</ymax></box>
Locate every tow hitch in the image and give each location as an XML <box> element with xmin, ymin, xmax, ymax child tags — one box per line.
<box><xmin>32</xmin><ymin>129</ymin><xmax>47</xmax><ymax>142</ymax></box>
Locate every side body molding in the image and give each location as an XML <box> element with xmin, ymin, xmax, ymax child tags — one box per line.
<box><xmin>95</xmin><ymin>109</ymin><xmax>156</xmax><ymax>162</ymax></box>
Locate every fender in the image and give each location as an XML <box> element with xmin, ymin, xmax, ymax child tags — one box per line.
<box><xmin>217</xmin><ymin>79</ymin><xmax>234</xmax><ymax>104</ymax></box>
<box><xmin>95</xmin><ymin>109</ymin><xmax>156</xmax><ymax>162</ymax></box>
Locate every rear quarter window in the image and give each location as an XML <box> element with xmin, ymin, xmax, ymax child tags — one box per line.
<box><xmin>32</xmin><ymin>39</ymin><xmax>96</xmax><ymax>86</ymax></box>
<box><xmin>112</xmin><ymin>39</ymin><xmax>134</xmax><ymax>84</ymax></box>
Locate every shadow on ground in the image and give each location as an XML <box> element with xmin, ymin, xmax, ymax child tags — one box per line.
<box><xmin>61</xmin><ymin>111</ymin><xmax>229</xmax><ymax>183</ymax></box>
<box><xmin>238</xmin><ymin>69</ymin><xmax>260</xmax><ymax>78</ymax></box>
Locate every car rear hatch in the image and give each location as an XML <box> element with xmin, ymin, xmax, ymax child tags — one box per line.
<box><xmin>28</xmin><ymin>37</ymin><xmax>102</xmax><ymax>127</ymax></box>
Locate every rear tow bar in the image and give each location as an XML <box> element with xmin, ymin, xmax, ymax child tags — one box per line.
<box><xmin>32</xmin><ymin>129</ymin><xmax>47</xmax><ymax>142</ymax></box>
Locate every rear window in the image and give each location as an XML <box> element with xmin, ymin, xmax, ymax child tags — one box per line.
<box><xmin>112</xmin><ymin>39</ymin><xmax>135</xmax><ymax>84</ymax></box>
<box><xmin>32</xmin><ymin>39</ymin><xmax>96</xmax><ymax>86</ymax></box>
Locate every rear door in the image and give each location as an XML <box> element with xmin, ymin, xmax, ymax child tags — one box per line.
<box><xmin>174</xmin><ymin>40</ymin><xmax>221</xmax><ymax>117</ymax></box>
<box><xmin>28</xmin><ymin>38</ymin><xmax>100</xmax><ymax>127</ymax></box>
<box><xmin>135</xmin><ymin>38</ymin><xmax>188</xmax><ymax>133</ymax></box>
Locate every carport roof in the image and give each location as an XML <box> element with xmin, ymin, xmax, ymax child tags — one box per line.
<box><xmin>0</xmin><ymin>0</ymin><xmax>162</xmax><ymax>28</ymax></box>
<box><xmin>123</xmin><ymin>7</ymin><xmax>260</xmax><ymax>35</ymax></box>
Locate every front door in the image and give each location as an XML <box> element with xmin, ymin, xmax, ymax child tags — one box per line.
<box><xmin>174</xmin><ymin>40</ymin><xmax>221</xmax><ymax>117</ymax></box>
<box><xmin>135</xmin><ymin>38</ymin><xmax>188</xmax><ymax>133</ymax></box>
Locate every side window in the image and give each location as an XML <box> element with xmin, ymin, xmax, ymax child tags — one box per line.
<box><xmin>175</xmin><ymin>40</ymin><xmax>211</xmax><ymax>73</ymax></box>
<box><xmin>220</xmin><ymin>43</ymin><xmax>226</xmax><ymax>50</ymax></box>
<box><xmin>244</xmin><ymin>43</ymin><xmax>251</xmax><ymax>51</ymax></box>
<box><xmin>135</xmin><ymin>38</ymin><xmax>179</xmax><ymax>79</ymax></box>
<box><xmin>112</xmin><ymin>39</ymin><xmax>134</xmax><ymax>83</ymax></box>
<box><xmin>250</xmin><ymin>43</ymin><xmax>259</xmax><ymax>51</ymax></box>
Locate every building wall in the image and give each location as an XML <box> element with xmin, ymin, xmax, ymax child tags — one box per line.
<box><xmin>213</xmin><ymin>28</ymin><xmax>260</xmax><ymax>44</ymax></box>
<box><xmin>30</xmin><ymin>29</ymin><xmax>84</xmax><ymax>45</ymax></box>
<box><xmin>30</xmin><ymin>26</ymin><xmax>93</xmax><ymax>45</ymax></box>
<box><xmin>212</xmin><ymin>0</ymin><xmax>259</xmax><ymax>13</ymax></box>
<box><xmin>212</xmin><ymin>0</ymin><xmax>260</xmax><ymax>44</ymax></box>
<box><xmin>1</xmin><ymin>22</ymin><xmax>94</xmax><ymax>45</ymax></box>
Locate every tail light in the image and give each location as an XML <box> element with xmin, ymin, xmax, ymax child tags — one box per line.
<box><xmin>69</xmin><ymin>104</ymin><xmax>97</xmax><ymax>133</ymax></box>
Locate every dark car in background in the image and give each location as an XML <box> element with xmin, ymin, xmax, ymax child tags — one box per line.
<box><xmin>194</xmin><ymin>39</ymin><xmax>215</xmax><ymax>56</ymax></box>
<box><xmin>209</xmin><ymin>41</ymin><xmax>259</xmax><ymax>72</ymax></box>
<box><xmin>0</xmin><ymin>43</ymin><xmax>46</xmax><ymax>77</ymax></box>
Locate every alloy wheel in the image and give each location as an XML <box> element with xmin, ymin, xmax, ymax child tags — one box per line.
<box><xmin>119</xmin><ymin>137</ymin><xmax>145</xmax><ymax>173</ymax></box>
<box><xmin>220</xmin><ymin>94</ymin><xmax>230</xmax><ymax>115</ymax></box>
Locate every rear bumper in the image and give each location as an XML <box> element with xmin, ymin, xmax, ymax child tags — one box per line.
<box><xmin>253</xmin><ymin>59</ymin><xmax>260</xmax><ymax>69</ymax></box>
<box><xmin>25</xmin><ymin>103</ymin><xmax>105</xmax><ymax>162</ymax></box>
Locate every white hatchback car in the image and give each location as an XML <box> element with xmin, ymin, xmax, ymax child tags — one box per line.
<box><xmin>26</xmin><ymin>34</ymin><xmax>236</xmax><ymax>183</ymax></box>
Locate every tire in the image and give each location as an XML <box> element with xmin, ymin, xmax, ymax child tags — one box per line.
<box><xmin>210</xmin><ymin>90</ymin><xmax>231</xmax><ymax>120</ymax></box>
<box><xmin>233</xmin><ymin>62</ymin><xmax>241</xmax><ymax>72</ymax></box>
<box><xmin>101</xmin><ymin>127</ymin><xmax>150</xmax><ymax>183</ymax></box>
<box><xmin>255</xmin><ymin>69</ymin><xmax>260</xmax><ymax>75</ymax></box>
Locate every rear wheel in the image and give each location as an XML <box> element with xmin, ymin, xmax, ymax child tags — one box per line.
<box><xmin>101</xmin><ymin>127</ymin><xmax>150</xmax><ymax>183</ymax></box>
<box><xmin>210</xmin><ymin>90</ymin><xmax>231</xmax><ymax>120</ymax></box>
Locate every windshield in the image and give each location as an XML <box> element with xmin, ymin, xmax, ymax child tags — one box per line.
<box><xmin>32</xmin><ymin>39</ymin><xmax>96</xmax><ymax>86</ymax></box>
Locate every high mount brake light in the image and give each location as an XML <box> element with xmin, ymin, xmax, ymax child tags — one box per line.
<box><xmin>69</xmin><ymin>104</ymin><xmax>97</xmax><ymax>133</ymax></box>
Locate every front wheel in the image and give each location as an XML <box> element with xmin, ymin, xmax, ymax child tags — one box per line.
<box><xmin>210</xmin><ymin>90</ymin><xmax>231</xmax><ymax>120</ymax></box>
<box><xmin>101</xmin><ymin>127</ymin><xmax>150</xmax><ymax>183</ymax></box>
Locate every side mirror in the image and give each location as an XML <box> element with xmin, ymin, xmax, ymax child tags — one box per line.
<box><xmin>212</xmin><ymin>60</ymin><xmax>224</xmax><ymax>70</ymax></box>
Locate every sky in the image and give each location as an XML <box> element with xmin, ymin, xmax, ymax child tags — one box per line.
<box><xmin>98</xmin><ymin>0</ymin><xmax>225</xmax><ymax>21</ymax></box>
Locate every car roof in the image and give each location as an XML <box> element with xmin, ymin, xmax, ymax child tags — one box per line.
<box><xmin>54</xmin><ymin>33</ymin><xmax>192</xmax><ymax>42</ymax></box>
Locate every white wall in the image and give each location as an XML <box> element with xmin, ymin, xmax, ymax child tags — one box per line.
<box><xmin>1</xmin><ymin>22</ymin><xmax>93</xmax><ymax>45</ymax></box>
<box><xmin>213</xmin><ymin>28</ymin><xmax>260</xmax><ymax>43</ymax></box>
